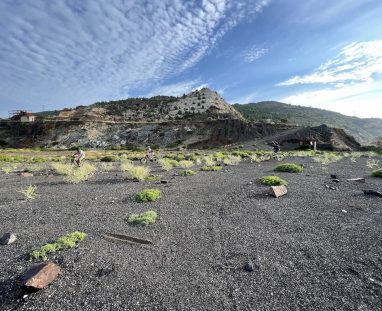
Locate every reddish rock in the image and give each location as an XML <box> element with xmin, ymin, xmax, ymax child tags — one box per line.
<box><xmin>19</xmin><ymin>172</ymin><xmax>33</xmax><ymax>177</ymax></box>
<box><xmin>269</xmin><ymin>185</ymin><xmax>288</xmax><ymax>198</ymax></box>
<box><xmin>22</xmin><ymin>262</ymin><xmax>61</xmax><ymax>289</ymax></box>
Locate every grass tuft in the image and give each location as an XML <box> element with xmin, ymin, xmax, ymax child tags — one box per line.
<box><xmin>121</xmin><ymin>160</ymin><xmax>150</xmax><ymax>181</ymax></box>
<box><xmin>127</xmin><ymin>211</ymin><xmax>158</xmax><ymax>225</ymax></box>
<box><xmin>135</xmin><ymin>188</ymin><xmax>161</xmax><ymax>202</ymax></box>
<box><xmin>178</xmin><ymin>160</ymin><xmax>194</xmax><ymax>168</ymax></box>
<box><xmin>180</xmin><ymin>169</ymin><xmax>197</xmax><ymax>176</ymax></box>
<box><xmin>19</xmin><ymin>185</ymin><xmax>38</xmax><ymax>200</ymax></box>
<box><xmin>260</xmin><ymin>176</ymin><xmax>288</xmax><ymax>186</ymax></box>
<box><xmin>223</xmin><ymin>155</ymin><xmax>241</xmax><ymax>165</ymax></box>
<box><xmin>158</xmin><ymin>158</ymin><xmax>179</xmax><ymax>171</ymax></box>
<box><xmin>274</xmin><ymin>163</ymin><xmax>303</xmax><ymax>173</ymax></box>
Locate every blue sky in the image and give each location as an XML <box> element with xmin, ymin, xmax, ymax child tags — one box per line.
<box><xmin>1</xmin><ymin>0</ymin><xmax>382</xmax><ymax>118</ymax></box>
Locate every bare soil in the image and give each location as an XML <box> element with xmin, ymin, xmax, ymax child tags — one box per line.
<box><xmin>0</xmin><ymin>157</ymin><xmax>381</xmax><ymax>311</ymax></box>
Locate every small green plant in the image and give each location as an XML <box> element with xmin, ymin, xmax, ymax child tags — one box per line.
<box><xmin>260</xmin><ymin>176</ymin><xmax>288</xmax><ymax>186</ymax></box>
<box><xmin>200</xmin><ymin>165</ymin><xmax>223</xmax><ymax>171</ymax></box>
<box><xmin>145</xmin><ymin>175</ymin><xmax>161</xmax><ymax>182</ymax></box>
<box><xmin>127</xmin><ymin>211</ymin><xmax>158</xmax><ymax>225</ymax></box>
<box><xmin>31</xmin><ymin>231</ymin><xmax>87</xmax><ymax>261</ymax></box>
<box><xmin>274</xmin><ymin>163</ymin><xmax>303</xmax><ymax>173</ymax></box>
<box><xmin>135</xmin><ymin>188</ymin><xmax>161</xmax><ymax>202</ymax></box>
<box><xmin>371</xmin><ymin>168</ymin><xmax>382</xmax><ymax>178</ymax></box>
<box><xmin>121</xmin><ymin>160</ymin><xmax>150</xmax><ymax>181</ymax></box>
<box><xmin>178</xmin><ymin>160</ymin><xmax>194</xmax><ymax>168</ymax></box>
<box><xmin>249</xmin><ymin>154</ymin><xmax>261</xmax><ymax>163</ymax></box>
<box><xmin>19</xmin><ymin>185</ymin><xmax>38</xmax><ymax>200</ymax></box>
<box><xmin>180</xmin><ymin>170</ymin><xmax>197</xmax><ymax>176</ymax></box>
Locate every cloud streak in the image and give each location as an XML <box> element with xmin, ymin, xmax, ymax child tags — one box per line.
<box><xmin>0</xmin><ymin>0</ymin><xmax>271</xmax><ymax>111</ymax></box>
<box><xmin>278</xmin><ymin>40</ymin><xmax>382</xmax><ymax>86</ymax></box>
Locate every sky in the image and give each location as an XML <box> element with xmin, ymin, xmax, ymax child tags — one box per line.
<box><xmin>0</xmin><ymin>0</ymin><xmax>382</xmax><ymax>119</ymax></box>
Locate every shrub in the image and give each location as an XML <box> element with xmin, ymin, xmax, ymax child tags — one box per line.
<box><xmin>19</xmin><ymin>185</ymin><xmax>38</xmax><ymax>200</ymax></box>
<box><xmin>260</xmin><ymin>176</ymin><xmax>288</xmax><ymax>186</ymax></box>
<box><xmin>127</xmin><ymin>211</ymin><xmax>158</xmax><ymax>225</ymax></box>
<box><xmin>65</xmin><ymin>163</ymin><xmax>96</xmax><ymax>183</ymax></box>
<box><xmin>371</xmin><ymin>168</ymin><xmax>382</xmax><ymax>178</ymax></box>
<box><xmin>274</xmin><ymin>163</ymin><xmax>303</xmax><ymax>173</ymax></box>
<box><xmin>51</xmin><ymin>162</ymin><xmax>72</xmax><ymax>175</ymax></box>
<box><xmin>202</xmin><ymin>155</ymin><xmax>216</xmax><ymax>166</ymax></box>
<box><xmin>31</xmin><ymin>231</ymin><xmax>87</xmax><ymax>260</ymax></box>
<box><xmin>223</xmin><ymin>155</ymin><xmax>241</xmax><ymax>165</ymax></box>
<box><xmin>159</xmin><ymin>158</ymin><xmax>178</xmax><ymax>171</ymax></box>
<box><xmin>180</xmin><ymin>170</ymin><xmax>197</xmax><ymax>176</ymax></box>
<box><xmin>178</xmin><ymin>160</ymin><xmax>194</xmax><ymax>168</ymax></box>
<box><xmin>366</xmin><ymin>159</ymin><xmax>380</xmax><ymax>169</ymax></box>
<box><xmin>121</xmin><ymin>161</ymin><xmax>150</xmax><ymax>181</ymax></box>
<box><xmin>200</xmin><ymin>165</ymin><xmax>222</xmax><ymax>171</ymax></box>
<box><xmin>135</xmin><ymin>189</ymin><xmax>161</xmax><ymax>202</ymax></box>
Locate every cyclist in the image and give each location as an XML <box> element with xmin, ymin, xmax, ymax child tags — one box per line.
<box><xmin>272</xmin><ymin>141</ymin><xmax>281</xmax><ymax>153</ymax></box>
<box><xmin>72</xmin><ymin>147</ymin><xmax>86</xmax><ymax>167</ymax></box>
<box><xmin>146</xmin><ymin>146</ymin><xmax>155</xmax><ymax>162</ymax></box>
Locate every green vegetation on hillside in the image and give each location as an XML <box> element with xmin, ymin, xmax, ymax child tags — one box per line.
<box><xmin>233</xmin><ymin>101</ymin><xmax>382</xmax><ymax>144</ymax></box>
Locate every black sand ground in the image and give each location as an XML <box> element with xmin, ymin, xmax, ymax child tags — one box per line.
<box><xmin>0</xmin><ymin>156</ymin><xmax>381</xmax><ymax>311</ymax></box>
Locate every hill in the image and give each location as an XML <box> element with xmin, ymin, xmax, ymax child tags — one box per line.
<box><xmin>233</xmin><ymin>101</ymin><xmax>382</xmax><ymax>144</ymax></box>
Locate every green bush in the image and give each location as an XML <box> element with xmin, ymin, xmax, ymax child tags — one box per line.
<box><xmin>200</xmin><ymin>165</ymin><xmax>223</xmax><ymax>171</ymax></box>
<box><xmin>145</xmin><ymin>175</ymin><xmax>161</xmax><ymax>182</ymax></box>
<box><xmin>180</xmin><ymin>170</ymin><xmax>197</xmax><ymax>176</ymax></box>
<box><xmin>135</xmin><ymin>189</ymin><xmax>161</xmax><ymax>202</ymax></box>
<box><xmin>371</xmin><ymin>168</ymin><xmax>382</xmax><ymax>178</ymax></box>
<box><xmin>274</xmin><ymin>163</ymin><xmax>303</xmax><ymax>173</ymax></box>
<box><xmin>128</xmin><ymin>211</ymin><xmax>158</xmax><ymax>225</ymax></box>
<box><xmin>31</xmin><ymin>231</ymin><xmax>87</xmax><ymax>260</ymax></box>
<box><xmin>260</xmin><ymin>176</ymin><xmax>288</xmax><ymax>186</ymax></box>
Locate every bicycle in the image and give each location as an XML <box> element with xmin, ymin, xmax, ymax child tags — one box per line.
<box><xmin>259</xmin><ymin>152</ymin><xmax>285</xmax><ymax>162</ymax></box>
<box><xmin>140</xmin><ymin>155</ymin><xmax>158</xmax><ymax>164</ymax></box>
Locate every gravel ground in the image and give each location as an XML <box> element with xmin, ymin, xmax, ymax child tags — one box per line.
<box><xmin>0</xmin><ymin>157</ymin><xmax>381</xmax><ymax>311</ymax></box>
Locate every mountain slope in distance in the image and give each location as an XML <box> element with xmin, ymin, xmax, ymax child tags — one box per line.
<box><xmin>233</xmin><ymin>101</ymin><xmax>382</xmax><ymax>144</ymax></box>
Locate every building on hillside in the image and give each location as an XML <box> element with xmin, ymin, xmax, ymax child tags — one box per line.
<box><xmin>9</xmin><ymin>111</ymin><xmax>36</xmax><ymax>122</ymax></box>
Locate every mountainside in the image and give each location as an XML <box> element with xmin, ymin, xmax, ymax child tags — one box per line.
<box><xmin>0</xmin><ymin>89</ymin><xmax>362</xmax><ymax>151</ymax></box>
<box><xmin>233</xmin><ymin>101</ymin><xmax>382</xmax><ymax>144</ymax></box>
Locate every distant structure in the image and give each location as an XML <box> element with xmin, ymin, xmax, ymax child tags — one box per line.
<box><xmin>9</xmin><ymin>110</ymin><xmax>36</xmax><ymax>122</ymax></box>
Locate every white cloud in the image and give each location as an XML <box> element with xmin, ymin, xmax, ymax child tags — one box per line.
<box><xmin>0</xmin><ymin>0</ymin><xmax>271</xmax><ymax>113</ymax></box>
<box><xmin>278</xmin><ymin>40</ymin><xmax>382</xmax><ymax>86</ymax></box>
<box><xmin>278</xmin><ymin>40</ymin><xmax>382</xmax><ymax>118</ymax></box>
<box><xmin>241</xmin><ymin>47</ymin><xmax>268</xmax><ymax>63</ymax></box>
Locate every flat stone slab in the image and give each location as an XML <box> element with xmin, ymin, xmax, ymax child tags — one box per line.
<box><xmin>347</xmin><ymin>178</ymin><xmax>365</xmax><ymax>183</ymax></box>
<box><xmin>269</xmin><ymin>185</ymin><xmax>287</xmax><ymax>198</ymax></box>
<box><xmin>0</xmin><ymin>233</ymin><xmax>17</xmax><ymax>245</ymax></box>
<box><xmin>22</xmin><ymin>262</ymin><xmax>61</xmax><ymax>289</ymax></box>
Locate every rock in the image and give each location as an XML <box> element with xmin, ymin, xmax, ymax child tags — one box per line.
<box><xmin>347</xmin><ymin>178</ymin><xmax>365</xmax><ymax>183</ymax></box>
<box><xmin>363</xmin><ymin>190</ymin><xmax>382</xmax><ymax>197</ymax></box>
<box><xmin>0</xmin><ymin>233</ymin><xmax>17</xmax><ymax>245</ymax></box>
<box><xmin>330</xmin><ymin>174</ymin><xmax>337</xmax><ymax>179</ymax></box>
<box><xmin>244</xmin><ymin>261</ymin><xmax>254</xmax><ymax>272</ymax></box>
<box><xmin>160</xmin><ymin>180</ymin><xmax>169</xmax><ymax>184</ymax></box>
<box><xmin>22</xmin><ymin>262</ymin><xmax>61</xmax><ymax>289</ymax></box>
<box><xmin>342</xmin><ymin>210</ymin><xmax>347</xmax><ymax>213</ymax></box>
<box><xmin>269</xmin><ymin>185</ymin><xmax>287</xmax><ymax>198</ymax></box>
<box><xmin>332</xmin><ymin>179</ymin><xmax>340</xmax><ymax>183</ymax></box>
<box><xmin>325</xmin><ymin>184</ymin><xmax>337</xmax><ymax>190</ymax></box>
<box><xmin>19</xmin><ymin>172</ymin><xmax>33</xmax><ymax>177</ymax></box>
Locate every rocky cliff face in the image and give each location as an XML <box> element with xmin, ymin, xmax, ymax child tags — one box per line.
<box><xmin>0</xmin><ymin>89</ymin><xmax>361</xmax><ymax>150</ymax></box>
